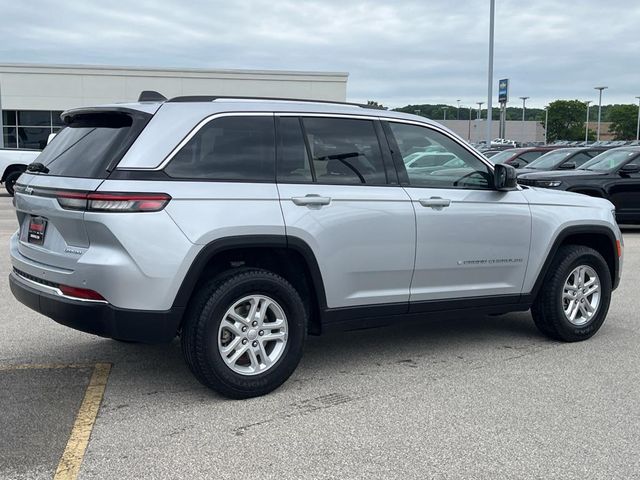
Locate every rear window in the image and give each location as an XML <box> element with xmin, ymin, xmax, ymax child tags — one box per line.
<box><xmin>36</xmin><ymin>111</ymin><xmax>149</xmax><ymax>179</ymax></box>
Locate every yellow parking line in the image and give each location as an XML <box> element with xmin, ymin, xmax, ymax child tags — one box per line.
<box><xmin>0</xmin><ymin>363</ymin><xmax>96</xmax><ymax>372</ymax></box>
<box><xmin>53</xmin><ymin>362</ymin><xmax>112</xmax><ymax>480</ymax></box>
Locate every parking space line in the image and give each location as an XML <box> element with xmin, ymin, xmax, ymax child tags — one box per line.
<box><xmin>53</xmin><ymin>362</ymin><xmax>111</xmax><ymax>480</ymax></box>
<box><xmin>0</xmin><ymin>363</ymin><xmax>96</xmax><ymax>372</ymax></box>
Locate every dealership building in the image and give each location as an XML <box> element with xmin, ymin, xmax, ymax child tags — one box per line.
<box><xmin>0</xmin><ymin>63</ymin><xmax>349</xmax><ymax>150</ymax></box>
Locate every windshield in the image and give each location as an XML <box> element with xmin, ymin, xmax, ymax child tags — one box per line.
<box><xmin>489</xmin><ymin>149</ymin><xmax>519</xmax><ymax>164</ymax></box>
<box><xmin>526</xmin><ymin>150</ymin><xmax>573</xmax><ymax>169</ymax></box>
<box><xmin>582</xmin><ymin>150</ymin><xmax>638</xmax><ymax>171</ymax></box>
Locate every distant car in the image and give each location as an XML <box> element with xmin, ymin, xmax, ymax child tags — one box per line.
<box><xmin>482</xmin><ymin>150</ymin><xmax>503</xmax><ymax>158</ymax></box>
<box><xmin>0</xmin><ymin>149</ymin><xmax>41</xmax><ymax>195</ymax></box>
<box><xmin>516</xmin><ymin>147</ymin><xmax>609</xmax><ymax>176</ymax></box>
<box><xmin>518</xmin><ymin>147</ymin><xmax>640</xmax><ymax>223</ymax></box>
<box><xmin>489</xmin><ymin>147</ymin><xmax>561</xmax><ymax>168</ymax></box>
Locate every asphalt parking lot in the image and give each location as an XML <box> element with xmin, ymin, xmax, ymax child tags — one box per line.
<box><xmin>1</xmin><ymin>193</ymin><xmax>639</xmax><ymax>480</ymax></box>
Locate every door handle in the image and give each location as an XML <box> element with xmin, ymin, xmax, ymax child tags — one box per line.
<box><xmin>419</xmin><ymin>197</ymin><xmax>451</xmax><ymax>210</ymax></box>
<box><xmin>291</xmin><ymin>195</ymin><xmax>332</xmax><ymax>206</ymax></box>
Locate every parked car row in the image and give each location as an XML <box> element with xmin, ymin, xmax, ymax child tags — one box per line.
<box><xmin>517</xmin><ymin>147</ymin><xmax>640</xmax><ymax>224</ymax></box>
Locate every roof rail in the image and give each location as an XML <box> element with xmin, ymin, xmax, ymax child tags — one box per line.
<box><xmin>138</xmin><ymin>90</ymin><xmax>167</xmax><ymax>102</ymax></box>
<box><xmin>165</xmin><ymin>95</ymin><xmax>385</xmax><ymax>109</ymax></box>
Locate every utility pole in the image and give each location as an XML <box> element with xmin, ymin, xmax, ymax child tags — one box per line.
<box><xmin>477</xmin><ymin>102</ymin><xmax>484</xmax><ymax>121</ymax></box>
<box><xmin>468</xmin><ymin>105</ymin><xmax>473</xmax><ymax>141</ymax></box>
<box><xmin>519</xmin><ymin>96</ymin><xmax>529</xmax><ymax>143</ymax></box>
<box><xmin>486</xmin><ymin>0</ymin><xmax>495</xmax><ymax>146</ymax></box>
<box><xmin>457</xmin><ymin>99</ymin><xmax>461</xmax><ymax>119</ymax></box>
<box><xmin>544</xmin><ymin>107</ymin><xmax>548</xmax><ymax>145</ymax></box>
<box><xmin>442</xmin><ymin>106</ymin><xmax>448</xmax><ymax>120</ymax></box>
<box><xmin>594</xmin><ymin>86</ymin><xmax>607</xmax><ymax>141</ymax></box>
<box><xmin>584</xmin><ymin>100</ymin><xmax>592</xmax><ymax>142</ymax></box>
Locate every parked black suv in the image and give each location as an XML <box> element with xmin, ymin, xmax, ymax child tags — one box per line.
<box><xmin>518</xmin><ymin>147</ymin><xmax>640</xmax><ymax>223</ymax></box>
<box><xmin>516</xmin><ymin>147</ymin><xmax>609</xmax><ymax>176</ymax></box>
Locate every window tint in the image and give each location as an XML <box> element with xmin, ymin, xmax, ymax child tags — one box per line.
<box><xmin>519</xmin><ymin>151</ymin><xmax>544</xmax><ymax>163</ymax></box>
<box><xmin>389</xmin><ymin>122</ymin><xmax>492</xmax><ymax>189</ymax></box>
<box><xmin>571</xmin><ymin>152</ymin><xmax>595</xmax><ymax>167</ymax></box>
<box><xmin>166</xmin><ymin>116</ymin><xmax>275</xmax><ymax>181</ymax></box>
<box><xmin>37</xmin><ymin>112</ymin><xmax>149</xmax><ymax>179</ymax></box>
<box><xmin>277</xmin><ymin>117</ymin><xmax>312</xmax><ymax>182</ymax></box>
<box><xmin>302</xmin><ymin>117</ymin><xmax>386</xmax><ymax>185</ymax></box>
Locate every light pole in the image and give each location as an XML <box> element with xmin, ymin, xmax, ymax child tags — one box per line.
<box><xmin>584</xmin><ymin>100</ymin><xmax>592</xmax><ymax>142</ymax></box>
<box><xmin>457</xmin><ymin>99</ymin><xmax>461</xmax><ymax>119</ymax></box>
<box><xmin>477</xmin><ymin>102</ymin><xmax>484</xmax><ymax>120</ymax></box>
<box><xmin>594</xmin><ymin>86</ymin><xmax>607</xmax><ymax>141</ymax></box>
<box><xmin>544</xmin><ymin>107</ymin><xmax>548</xmax><ymax>145</ymax></box>
<box><xmin>636</xmin><ymin>96</ymin><xmax>640</xmax><ymax>141</ymax></box>
<box><xmin>442</xmin><ymin>106</ymin><xmax>448</xmax><ymax>120</ymax></box>
<box><xmin>486</xmin><ymin>0</ymin><xmax>495</xmax><ymax>146</ymax></box>
<box><xmin>468</xmin><ymin>106</ymin><xmax>473</xmax><ymax>141</ymax></box>
<box><xmin>519</xmin><ymin>96</ymin><xmax>529</xmax><ymax>143</ymax></box>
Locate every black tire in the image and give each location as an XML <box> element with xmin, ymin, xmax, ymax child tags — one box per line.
<box><xmin>4</xmin><ymin>170</ymin><xmax>24</xmax><ymax>196</ymax></box>
<box><xmin>531</xmin><ymin>245</ymin><xmax>611</xmax><ymax>342</ymax></box>
<box><xmin>181</xmin><ymin>268</ymin><xmax>307</xmax><ymax>399</ymax></box>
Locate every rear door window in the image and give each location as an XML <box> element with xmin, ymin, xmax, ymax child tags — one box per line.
<box><xmin>301</xmin><ymin>117</ymin><xmax>387</xmax><ymax>185</ymax></box>
<box><xmin>165</xmin><ymin>116</ymin><xmax>276</xmax><ymax>181</ymax></box>
<box><xmin>36</xmin><ymin>111</ymin><xmax>150</xmax><ymax>179</ymax></box>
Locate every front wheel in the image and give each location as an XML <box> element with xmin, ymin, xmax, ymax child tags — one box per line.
<box><xmin>181</xmin><ymin>269</ymin><xmax>307</xmax><ymax>398</ymax></box>
<box><xmin>531</xmin><ymin>245</ymin><xmax>612</xmax><ymax>342</ymax></box>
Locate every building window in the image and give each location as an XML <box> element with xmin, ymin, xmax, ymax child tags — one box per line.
<box><xmin>1</xmin><ymin>110</ymin><xmax>64</xmax><ymax>150</ymax></box>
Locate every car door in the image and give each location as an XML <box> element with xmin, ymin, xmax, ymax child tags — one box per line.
<box><xmin>607</xmin><ymin>153</ymin><xmax>640</xmax><ymax>222</ymax></box>
<box><xmin>276</xmin><ymin>115</ymin><xmax>416</xmax><ymax>310</ymax></box>
<box><xmin>383</xmin><ymin>121</ymin><xmax>532</xmax><ymax>308</ymax></box>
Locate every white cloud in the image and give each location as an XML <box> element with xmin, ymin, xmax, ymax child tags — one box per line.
<box><xmin>0</xmin><ymin>0</ymin><xmax>638</xmax><ymax>108</ymax></box>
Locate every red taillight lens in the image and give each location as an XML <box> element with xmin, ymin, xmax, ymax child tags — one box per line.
<box><xmin>56</xmin><ymin>192</ymin><xmax>171</xmax><ymax>212</ymax></box>
<box><xmin>59</xmin><ymin>284</ymin><xmax>106</xmax><ymax>301</ymax></box>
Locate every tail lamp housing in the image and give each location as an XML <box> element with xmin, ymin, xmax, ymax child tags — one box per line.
<box><xmin>56</xmin><ymin>192</ymin><xmax>171</xmax><ymax>212</ymax></box>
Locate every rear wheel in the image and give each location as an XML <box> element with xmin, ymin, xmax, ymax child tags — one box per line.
<box><xmin>531</xmin><ymin>245</ymin><xmax>611</xmax><ymax>342</ymax></box>
<box><xmin>4</xmin><ymin>170</ymin><xmax>24</xmax><ymax>196</ymax></box>
<box><xmin>181</xmin><ymin>268</ymin><xmax>306</xmax><ymax>398</ymax></box>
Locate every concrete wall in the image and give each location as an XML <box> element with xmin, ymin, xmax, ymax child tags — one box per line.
<box><xmin>0</xmin><ymin>64</ymin><xmax>349</xmax><ymax>110</ymax></box>
<box><xmin>437</xmin><ymin>119</ymin><xmax>546</xmax><ymax>143</ymax></box>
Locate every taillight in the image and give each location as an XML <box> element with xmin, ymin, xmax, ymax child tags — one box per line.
<box><xmin>56</xmin><ymin>192</ymin><xmax>171</xmax><ymax>212</ymax></box>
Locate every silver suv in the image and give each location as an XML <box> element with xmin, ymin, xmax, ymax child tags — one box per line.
<box><xmin>9</xmin><ymin>94</ymin><xmax>623</xmax><ymax>398</ymax></box>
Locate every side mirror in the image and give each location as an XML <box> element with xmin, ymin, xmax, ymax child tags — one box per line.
<box><xmin>558</xmin><ymin>161</ymin><xmax>576</xmax><ymax>170</ymax></box>
<box><xmin>620</xmin><ymin>163</ymin><xmax>640</xmax><ymax>174</ymax></box>
<box><xmin>494</xmin><ymin>163</ymin><xmax>518</xmax><ymax>191</ymax></box>
<box><xmin>509</xmin><ymin>160</ymin><xmax>521</xmax><ymax>168</ymax></box>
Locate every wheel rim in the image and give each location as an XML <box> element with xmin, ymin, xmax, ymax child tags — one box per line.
<box><xmin>562</xmin><ymin>265</ymin><xmax>601</xmax><ymax>326</ymax></box>
<box><xmin>217</xmin><ymin>295</ymin><xmax>288</xmax><ymax>376</ymax></box>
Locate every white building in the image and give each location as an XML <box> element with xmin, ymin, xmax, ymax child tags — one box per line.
<box><xmin>0</xmin><ymin>63</ymin><xmax>349</xmax><ymax>149</ymax></box>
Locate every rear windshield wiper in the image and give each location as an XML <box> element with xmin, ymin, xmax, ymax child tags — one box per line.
<box><xmin>27</xmin><ymin>162</ymin><xmax>49</xmax><ymax>174</ymax></box>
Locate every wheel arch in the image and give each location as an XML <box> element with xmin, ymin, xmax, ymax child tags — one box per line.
<box><xmin>528</xmin><ymin>225</ymin><xmax>620</xmax><ymax>302</ymax></box>
<box><xmin>172</xmin><ymin>235</ymin><xmax>327</xmax><ymax>335</ymax></box>
<box><xmin>1</xmin><ymin>163</ymin><xmax>28</xmax><ymax>182</ymax></box>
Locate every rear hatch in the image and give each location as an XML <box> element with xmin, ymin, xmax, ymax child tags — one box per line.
<box><xmin>13</xmin><ymin>107</ymin><xmax>153</xmax><ymax>270</ymax></box>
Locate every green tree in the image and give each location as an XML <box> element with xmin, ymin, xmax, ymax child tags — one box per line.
<box><xmin>542</xmin><ymin>100</ymin><xmax>587</xmax><ymax>142</ymax></box>
<box><xmin>366</xmin><ymin>100</ymin><xmax>387</xmax><ymax>110</ymax></box>
<box><xmin>608</xmin><ymin>104</ymin><xmax>639</xmax><ymax>140</ymax></box>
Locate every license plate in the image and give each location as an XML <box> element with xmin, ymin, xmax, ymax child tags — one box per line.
<box><xmin>28</xmin><ymin>217</ymin><xmax>47</xmax><ymax>245</ymax></box>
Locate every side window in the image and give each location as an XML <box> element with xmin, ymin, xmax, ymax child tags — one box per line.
<box><xmin>388</xmin><ymin>122</ymin><xmax>492</xmax><ymax>189</ymax></box>
<box><xmin>572</xmin><ymin>152</ymin><xmax>594</xmax><ymax>167</ymax></box>
<box><xmin>302</xmin><ymin>117</ymin><xmax>387</xmax><ymax>185</ymax></box>
<box><xmin>277</xmin><ymin>117</ymin><xmax>312</xmax><ymax>183</ymax></box>
<box><xmin>519</xmin><ymin>151</ymin><xmax>543</xmax><ymax>163</ymax></box>
<box><xmin>165</xmin><ymin>116</ymin><xmax>275</xmax><ymax>181</ymax></box>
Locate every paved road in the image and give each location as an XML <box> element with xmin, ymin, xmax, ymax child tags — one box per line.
<box><xmin>1</xmin><ymin>192</ymin><xmax>638</xmax><ymax>480</ymax></box>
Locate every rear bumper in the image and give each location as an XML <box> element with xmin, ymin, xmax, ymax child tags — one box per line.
<box><xmin>9</xmin><ymin>272</ymin><xmax>183</xmax><ymax>343</ymax></box>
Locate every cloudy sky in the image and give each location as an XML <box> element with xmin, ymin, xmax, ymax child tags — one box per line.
<box><xmin>1</xmin><ymin>0</ymin><xmax>639</xmax><ymax>108</ymax></box>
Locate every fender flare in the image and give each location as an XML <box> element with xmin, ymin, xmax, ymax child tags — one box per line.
<box><xmin>171</xmin><ymin>234</ymin><xmax>328</xmax><ymax>310</ymax></box>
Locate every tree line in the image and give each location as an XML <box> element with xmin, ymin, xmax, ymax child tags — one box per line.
<box><xmin>368</xmin><ymin>100</ymin><xmax>640</xmax><ymax>141</ymax></box>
